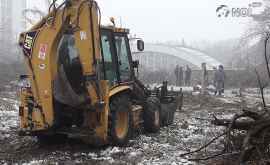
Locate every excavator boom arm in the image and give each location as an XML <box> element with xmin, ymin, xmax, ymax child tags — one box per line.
<box><xmin>19</xmin><ymin>0</ymin><xmax>107</xmax><ymax>131</ymax></box>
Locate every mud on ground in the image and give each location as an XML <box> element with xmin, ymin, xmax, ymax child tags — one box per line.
<box><xmin>0</xmin><ymin>89</ymin><xmax>263</xmax><ymax>165</ymax></box>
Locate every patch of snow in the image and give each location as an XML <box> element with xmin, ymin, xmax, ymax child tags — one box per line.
<box><xmin>22</xmin><ymin>160</ymin><xmax>51</xmax><ymax>165</ymax></box>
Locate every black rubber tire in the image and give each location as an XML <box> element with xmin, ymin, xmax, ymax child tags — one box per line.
<box><xmin>143</xmin><ymin>97</ymin><xmax>161</xmax><ymax>133</ymax></box>
<box><xmin>109</xmin><ymin>94</ymin><xmax>132</xmax><ymax>146</ymax></box>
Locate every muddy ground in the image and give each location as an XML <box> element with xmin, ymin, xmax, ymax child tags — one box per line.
<box><xmin>0</xmin><ymin>87</ymin><xmax>265</xmax><ymax>165</ymax></box>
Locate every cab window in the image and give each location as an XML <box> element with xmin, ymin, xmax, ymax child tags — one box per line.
<box><xmin>114</xmin><ymin>34</ymin><xmax>131</xmax><ymax>81</ymax></box>
<box><xmin>101</xmin><ymin>31</ymin><xmax>118</xmax><ymax>85</ymax></box>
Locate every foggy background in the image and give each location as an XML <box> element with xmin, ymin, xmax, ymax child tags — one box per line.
<box><xmin>0</xmin><ymin>0</ymin><xmax>269</xmax><ymax>87</ymax></box>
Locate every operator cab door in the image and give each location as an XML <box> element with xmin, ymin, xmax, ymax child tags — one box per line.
<box><xmin>101</xmin><ymin>29</ymin><xmax>134</xmax><ymax>85</ymax></box>
<box><xmin>100</xmin><ymin>29</ymin><xmax>118</xmax><ymax>85</ymax></box>
<box><xmin>113</xmin><ymin>33</ymin><xmax>133</xmax><ymax>82</ymax></box>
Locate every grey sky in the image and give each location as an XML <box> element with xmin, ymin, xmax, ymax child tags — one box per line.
<box><xmin>98</xmin><ymin>0</ymin><xmax>263</xmax><ymax>43</ymax></box>
<box><xmin>27</xmin><ymin>0</ymin><xmax>264</xmax><ymax>43</ymax></box>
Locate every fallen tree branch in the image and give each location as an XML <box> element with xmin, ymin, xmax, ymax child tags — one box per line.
<box><xmin>180</xmin><ymin>132</ymin><xmax>227</xmax><ymax>157</ymax></box>
<box><xmin>211</xmin><ymin>110</ymin><xmax>267</xmax><ymax>130</ymax></box>
<box><xmin>239</xmin><ymin>121</ymin><xmax>270</xmax><ymax>162</ymax></box>
<box><xmin>212</xmin><ymin>119</ymin><xmax>254</xmax><ymax>130</ymax></box>
<box><xmin>194</xmin><ymin>117</ymin><xmax>212</xmax><ymax>121</ymax></box>
<box><xmin>188</xmin><ymin>151</ymin><xmax>239</xmax><ymax>161</ymax></box>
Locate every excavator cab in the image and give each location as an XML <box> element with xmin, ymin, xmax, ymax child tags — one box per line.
<box><xmin>100</xmin><ymin>28</ymin><xmax>134</xmax><ymax>86</ymax></box>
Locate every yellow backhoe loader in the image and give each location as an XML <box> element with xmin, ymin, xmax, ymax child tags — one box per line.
<box><xmin>18</xmin><ymin>0</ymin><xmax>182</xmax><ymax>146</ymax></box>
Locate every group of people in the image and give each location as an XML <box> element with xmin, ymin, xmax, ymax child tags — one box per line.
<box><xmin>174</xmin><ymin>63</ymin><xmax>226</xmax><ymax>96</ymax></box>
<box><xmin>174</xmin><ymin>65</ymin><xmax>192</xmax><ymax>86</ymax></box>
<box><xmin>202</xmin><ymin>63</ymin><xmax>226</xmax><ymax>96</ymax></box>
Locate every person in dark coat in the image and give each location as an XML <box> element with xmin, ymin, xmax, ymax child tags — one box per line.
<box><xmin>174</xmin><ymin>65</ymin><xmax>180</xmax><ymax>86</ymax></box>
<box><xmin>201</xmin><ymin>63</ymin><xmax>208</xmax><ymax>94</ymax></box>
<box><xmin>179</xmin><ymin>66</ymin><xmax>184</xmax><ymax>86</ymax></box>
<box><xmin>185</xmin><ymin>65</ymin><xmax>192</xmax><ymax>86</ymax></box>
<box><xmin>214</xmin><ymin>65</ymin><xmax>226</xmax><ymax>96</ymax></box>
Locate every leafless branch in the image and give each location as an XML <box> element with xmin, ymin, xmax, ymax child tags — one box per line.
<box><xmin>188</xmin><ymin>151</ymin><xmax>239</xmax><ymax>161</ymax></box>
<box><xmin>255</xmin><ymin>69</ymin><xmax>268</xmax><ymax>113</ymax></box>
<box><xmin>180</xmin><ymin>131</ymin><xmax>227</xmax><ymax>157</ymax></box>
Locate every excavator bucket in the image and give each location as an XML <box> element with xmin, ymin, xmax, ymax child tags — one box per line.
<box><xmin>150</xmin><ymin>81</ymin><xmax>183</xmax><ymax>126</ymax></box>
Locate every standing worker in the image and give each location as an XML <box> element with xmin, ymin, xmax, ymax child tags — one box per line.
<box><xmin>185</xmin><ymin>65</ymin><xmax>192</xmax><ymax>86</ymax></box>
<box><xmin>201</xmin><ymin>63</ymin><xmax>208</xmax><ymax>94</ymax></box>
<box><xmin>214</xmin><ymin>65</ymin><xmax>226</xmax><ymax>96</ymax></box>
<box><xmin>179</xmin><ymin>66</ymin><xmax>184</xmax><ymax>86</ymax></box>
<box><xmin>174</xmin><ymin>65</ymin><xmax>180</xmax><ymax>86</ymax></box>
